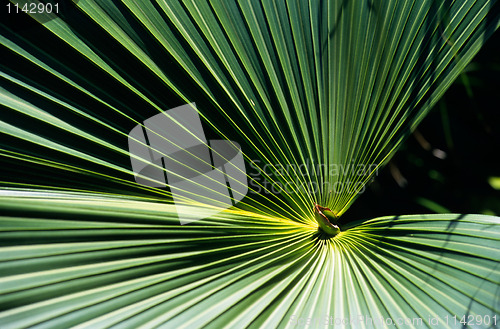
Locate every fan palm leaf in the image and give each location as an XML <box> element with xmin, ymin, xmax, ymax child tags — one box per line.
<box><xmin>0</xmin><ymin>0</ymin><xmax>499</xmax><ymax>328</ymax></box>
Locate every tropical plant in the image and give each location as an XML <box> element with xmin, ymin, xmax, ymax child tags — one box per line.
<box><xmin>0</xmin><ymin>0</ymin><xmax>499</xmax><ymax>328</ymax></box>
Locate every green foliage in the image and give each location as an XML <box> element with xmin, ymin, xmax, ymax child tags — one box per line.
<box><xmin>0</xmin><ymin>0</ymin><xmax>499</xmax><ymax>327</ymax></box>
<box><xmin>0</xmin><ymin>193</ymin><xmax>499</xmax><ymax>328</ymax></box>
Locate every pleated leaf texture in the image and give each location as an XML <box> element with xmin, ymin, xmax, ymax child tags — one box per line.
<box><xmin>0</xmin><ymin>0</ymin><xmax>499</xmax><ymax>328</ymax></box>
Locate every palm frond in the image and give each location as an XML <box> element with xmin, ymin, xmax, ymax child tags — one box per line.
<box><xmin>1</xmin><ymin>0</ymin><xmax>499</xmax><ymax>327</ymax></box>
<box><xmin>1</xmin><ymin>0</ymin><xmax>498</xmax><ymax>219</ymax></box>
<box><xmin>0</xmin><ymin>190</ymin><xmax>498</xmax><ymax>328</ymax></box>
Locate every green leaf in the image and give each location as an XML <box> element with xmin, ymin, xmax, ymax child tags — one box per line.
<box><xmin>1</xmin><ymin>0</ymin><xmax>498</xmax><ymax>220</ymax></box>
<box><xmin>0</xmin><ymin>191</ymin><xmax>498</xmax><ymax>328</ymax></box>
<box><xmin>1</xmin><ymin>0</ymin><xmax>499</xmax><ymax>327</ymax></box>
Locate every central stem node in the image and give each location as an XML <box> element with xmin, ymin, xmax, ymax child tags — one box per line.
<box><xmin>313</xmin><ymin>203</ymin><xmax>340</xmax><ymax>236</ymax></box>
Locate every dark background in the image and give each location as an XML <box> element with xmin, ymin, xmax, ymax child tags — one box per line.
<box><xmin>344</xmin><ymin>30</ymin><xmax>500</xmax><ymax>221</ymax></box>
